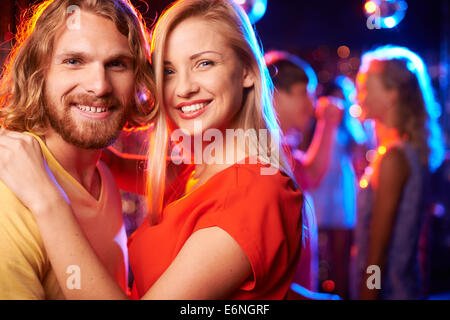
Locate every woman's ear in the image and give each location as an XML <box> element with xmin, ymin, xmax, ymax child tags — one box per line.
<box><xmin>242</xmin><ymin>67</ymin><xmax>255</xmax><ymax>88</ymax></box>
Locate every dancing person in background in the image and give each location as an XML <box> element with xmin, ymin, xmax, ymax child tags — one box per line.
<box><xmin>265</xmin><ymin>51</ymin><xmax>344</xmax><ymax>191</ymax></box>
<box><xmin>0</xmin><ymin>0</ymin><xmax>305</xmax><ymax>300</ymax></box>
<box><xmin>0</xmin><ymin>0</ymin><xmax>154</xmax><ymax>299</ymax></box>
<box><xmin>353</xmin><ymin>46</ymin><xmax>445</xmax><ymax>300</ymax></box>
<box><xmin>265</xmin><ymin>51</ymin><xmax>343</xmax><ymax>295</ymax></box>
<box><xmin>309</xmin><ymin>76</ymin><xmax>367</xmax><ymax>299</ymax></box>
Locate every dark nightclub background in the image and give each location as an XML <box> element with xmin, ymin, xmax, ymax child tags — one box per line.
<box><xmin>0</xmin><ymin>0</ymin><xmax>449</xmax><ymax>298</ymax></box>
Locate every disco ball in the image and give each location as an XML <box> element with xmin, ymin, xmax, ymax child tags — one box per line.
<box><xmin>364</xmin><ymin>0</ymin><xmax>408</xmax><ymax>29</ymax></box>
<box><xmin>233</xmin><ymin>0</ymin><xmax>267</xmax><ymax>24</ymax></box>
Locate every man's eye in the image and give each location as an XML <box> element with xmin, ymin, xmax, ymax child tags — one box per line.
<box><xmin>108</xmin><ymin>61</ymin><xmax>126</xmax><ymax>68</ymax></box>
<box><xmin>64</xmin><ymin>59</ymin><xmax>80</xmax><ymax>65</ymax></box>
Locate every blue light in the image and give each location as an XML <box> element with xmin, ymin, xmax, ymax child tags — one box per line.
<box><xmin>290</xmin><ymin>283</ymin><xmax>341</xmax><ymax>300</ymax></box>
<box><xmin>334</xmin><ymin>76</ymin><xmax>368</xmax><ymax>145</ymax></box>
<box><xmin>253</xmin><ymin>2</ymin><xmax>266</xmax><ymax>17</ymax></box>
<box><xmin>383</xmin><ymin>17</ymin><xmax>397</xmax><ymax>28</ymax></box>
<box><xmin>335</xmin><ymin>75</ymin><xmax>357</xmax><ymax>103</ymax></box>
<box><xmin>235</xmin><ymin>0</ymin><xmax>267</xmax><ymax>24</ymax></box>
<box><xmin>248</xmin><ymin>0</ymin><xmax>267</xmax><ymax>23</ymax></box>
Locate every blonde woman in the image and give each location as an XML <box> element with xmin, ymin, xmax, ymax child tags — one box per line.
<box><xmin>0</xmin><ymin>0</ymin><xmax>304</xmax><ymax>299</ymax></box>
<box><xmin>353</xmin><ymin>46</ymin><xmax>445</xmax><ymax>300</ymax></box>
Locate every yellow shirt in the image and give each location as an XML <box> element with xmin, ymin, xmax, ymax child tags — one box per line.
<box><xmin>0</xmin><ymin>133</ymin><xmax>128</xmax><ymax>299</ymax></box>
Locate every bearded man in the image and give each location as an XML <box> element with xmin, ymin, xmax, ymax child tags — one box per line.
<box><xmin>0</xmin><ymin>0</ymin><xmax>154</xmax><ymax>299</ymax></box>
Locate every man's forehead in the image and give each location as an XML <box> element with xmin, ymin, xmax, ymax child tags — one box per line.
<box><xmin>290</xmin><ymin>82</ymin><xmax>308</xmax><ymax>91</ymax></box>
<box><xmin>52</xmin><ymin>11</ymin><xmax>132</xmax><ymax>59</ymax></box>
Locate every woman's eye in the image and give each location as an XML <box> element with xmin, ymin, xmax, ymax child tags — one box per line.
<box><xmin>198</xmin><ymin>60</ymin><xmax>214</xmax><ymax>68</ymax></box>
<box><xmin>164</xmin><ymin>68</ymin><xmax>174</xmax><ymax>75</ymax></box>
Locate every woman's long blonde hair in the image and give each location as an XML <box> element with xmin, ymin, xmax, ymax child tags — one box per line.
<box><xmin>360</xmin><ymin>46</ymin><xmax>445</xmax><ymax>172</ymax></box>
<box><xmin>146</xmin><ymin>0</ymin><xmax>297</xmax><ymax>223</ymax></box>
<box><xmin>0</xmin><ymin>0</ymin><xmax>156</xmax><ymax>134</ymax></box>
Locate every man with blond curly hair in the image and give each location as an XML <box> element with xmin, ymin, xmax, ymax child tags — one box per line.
<box><xmin>0</xmin><ymin>0</ymin><xmax>154</xmax><ymax>299</ymax></box>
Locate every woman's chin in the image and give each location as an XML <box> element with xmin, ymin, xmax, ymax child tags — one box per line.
<box><xmin>173</xmin><ymin>118</ymin><xmax>218</xmax><ymax>134</ymax></box>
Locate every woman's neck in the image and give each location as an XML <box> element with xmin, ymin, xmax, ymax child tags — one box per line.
<box><xmin>375</xmin><ymin>121</ymin><xmax>402</xmax><ymax>146</ymax></box>
<box><xmin>193</xmin><ymin>138</ymin><xmax>248</xmax><ymax>179</ymax></box>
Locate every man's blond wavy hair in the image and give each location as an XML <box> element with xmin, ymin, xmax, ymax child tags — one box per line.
<box><xmin>0</xmin><ymin>0</ymin><xmax>156</xmax><ymax>134</ymax></box>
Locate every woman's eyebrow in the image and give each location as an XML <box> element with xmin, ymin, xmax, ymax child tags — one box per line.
<box><xmin>190</xmin><ymin>50</ymin><xmax>223</xmax><ymax>60</ymax></box>
<box><xmin>163</xmin><ymin>50</ymin><xmax>223</xmax><ymax>65</ymax></box>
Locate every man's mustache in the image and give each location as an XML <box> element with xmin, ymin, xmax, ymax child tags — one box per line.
<box><xmin>63</xmin><ymin>93</ymin><xmax>122</xmax><ymax>108</ymax></box>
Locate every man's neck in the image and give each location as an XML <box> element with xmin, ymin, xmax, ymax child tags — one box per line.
<box><xmin>43</xmin><ymin>129</ymin><xmax>102</xmax><ymax>198</ymax></box>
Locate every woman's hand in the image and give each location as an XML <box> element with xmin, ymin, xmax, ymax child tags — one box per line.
<box><xmin>0</xmin><ymin>128</ymin><xmax>67</xmax><ymax>213</ymax></box>
<box><xmin>295</xmin><ymin>97</ymin><xmax>344</xmax><ymax>190</ymax></box>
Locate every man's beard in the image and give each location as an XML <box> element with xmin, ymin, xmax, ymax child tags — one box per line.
<box><xmin>44</xmin><ymin>93</ymin><xmax>129</xmax><ymax>149</ymax></box>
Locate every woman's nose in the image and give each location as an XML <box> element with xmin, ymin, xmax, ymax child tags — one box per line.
<box><xmin>176</xmin><ymin>71</ymin><xmax>200</xmax><ymax>98</ymax></box>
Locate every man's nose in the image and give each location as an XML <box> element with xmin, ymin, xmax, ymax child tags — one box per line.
<box><xmin>83</xmin><ymin>63</ymin><xmax>113</xmax><ymax>97</ymax></box>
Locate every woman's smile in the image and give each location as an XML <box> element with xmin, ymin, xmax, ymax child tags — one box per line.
<box><xmin>175</xmin><ymin>99</ymin><xmax>213</xmax><ymax>119</ymax></box>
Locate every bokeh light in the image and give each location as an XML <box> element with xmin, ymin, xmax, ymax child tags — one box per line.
<box><xmin>349</xmin><ymin>104</ymin><xmax>362</xmax><ymax>118</ymax></box>
<box><xmin>233</xmin><ymin>0</ymin><xmax>267</xmax><ymax>23</ymax></box>
<box><xmin>359</xmin><ymin>178</ymin><xmax>369</xmax><ymax>189</ymax></box>
<box><xmin>366</xmin><ymin>149</ymin><xmax>378</xmax><ymax>162</ymax></box>
<box><xmin>337</xmin><ymin>45</ymin><xmax>350</xmax><ymax>59</ymax></box>
<box><xmin>364</xmin><ymin>1</ymin><xmax>377</xmax><ymax>14</ymax></box>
